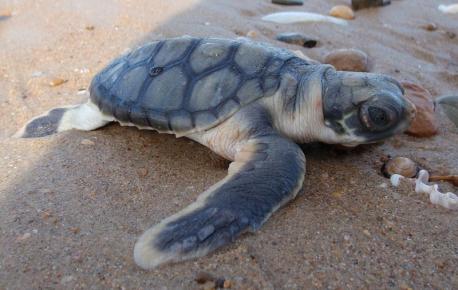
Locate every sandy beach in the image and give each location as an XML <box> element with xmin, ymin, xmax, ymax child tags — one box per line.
<box><xmin>1</xmin><ymin>0</ymin><xmax>457</xmax><ymax>289</ymax></box>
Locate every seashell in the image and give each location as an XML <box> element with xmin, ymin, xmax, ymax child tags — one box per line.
<box><xmin>262</xmin><ymin>12</ymin><xmax>348</xmax><ymax>26</ymax></box>
<box><xmin>438</xmin><ymin>4</ymin><xmax>458</xmax><ymax>14</ymax></box>
<box><xmin>382</xmin><ymin>157</ymin><xmax>419</xmax><ymax>178</ymax></box>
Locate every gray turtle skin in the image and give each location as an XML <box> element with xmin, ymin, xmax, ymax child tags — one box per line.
<box><xmin>16</xmin><ymin>36</ymin><xmax>416</xmax><ymax>269</ymax></box>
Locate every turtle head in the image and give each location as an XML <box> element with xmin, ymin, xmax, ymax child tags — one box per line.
<box><xmin>321</xmin><ymin>68</ymin><xmax>416</xmax><ymax>146</ymax></box>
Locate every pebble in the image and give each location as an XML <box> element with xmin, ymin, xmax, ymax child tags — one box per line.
<box><xmin>201</xmin><ymin>281</ymin><xmax>216</xmax><ymax>290</ymax></box>
<box><xmin>329</xmin><ymin>5</ymin><xmax>355</xmax><ymax>20</ymax></box>
<box><xmin>438</xmin><ymin>4</ymin><xmax>458</xmax><ymax>14</ymax></box>
<box><xmin>69</xmin><ymin>227</ymin><xmax>80</xmax><ymax>234</ymax></box>
<box><xmin>0</xmin><ymin>9</ymin><xmax>12</xmax><ymax>19</ymax></box>
<box><xmin>49</xmin><ymin>78</ymin><xmax>67</xmax><ymax>87</ymax></box>
<box><xmin>421</xmin><ymin>23</ymin><xmax>438</xmax><ymax>31</ymax></box>
<box><xmin>60</xmin><ymin>275</ymin><xmax>75</xmax><ymax>284</ymax></box>
<box><xmin>352</xmin><ymin>0</ymin><xmax>391</xmax><ymax>10</ymax></box>
<box><xmin>401</xmin><ymin>82</ymin><xmax>438</xmax><ymax>137</ymax></box>
<box><xmin>137</xmin><ymin>168</ymin><xmax>148</xmax><ymax>177</ymax></box>
<box><xmin>223</xmin><ymin>279</ymin><xmax>233</xmax><ymax>288</ymax></box>
<box><xmin>362</xmin><ymin>229</ymin><xmax>371</xmax><ymax>237</ymax></box>
<box><xmin>324</xmin><ymin>49</ymin><xmax>369</xmax><ymax>72</ymax></box>
<box><xmin>276</xmin><ymin>33</ymin><xmax>317</xmax><ymax>48</ymax></box>
<box><xmin>81</xmin><ymin>139</ymin><xmax>95</xmax><ymax>146</ymax></box>
<box><xmin>85</xmin><ymin>25</ymin><xmax>95</xmax><ymax>31</ymax></box>
<box><xmin>195</xmin><ymin>271</ymin><xmax>216</xmax><ymax>284</ymax></box>
<box><xmin>77</xmin><ymin>89</ymin><xmax>89</xmax><ymax>96</ymax></box>
<box><xmin>246</xmin><ymin>30</ymin><xmax>257</xmax><ymax>38</ymax></box>
<box><xmin>272</xmin><ymin>0</ymin><xmax>303</xmax><ymax>5</ymax></box>
<box><xmin>445</xmin><ymin>31</ymin><xmax>456</xmax><ymax>39</ymax></box>
<box><xmin>16</xmin><ymin>232</ymin><xmax>31</xmax><ymax>242</ymax></box>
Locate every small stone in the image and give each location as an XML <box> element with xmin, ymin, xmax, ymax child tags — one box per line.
<box><xmin>445</xmin><ymin>31</ymin><xmax>456</xmax><ymax>39</ymax></box>
<box><xmin>223</xmin><ymin>279</ymin><xmax>233</xmax><ymax>288</ymax></box>
<box><xmin>69</xmin><ymin>227</ymin><xmax>80</xmax><ymax>234</ymax></box>
<box><xmin>41</xmin><ymin>210</ymin><xmax>52</xmax><ymax>219</ymax></box>
<box><xmin>421</xmin><ymin>23</ymin><xmax>438</xmax><ymax>31</ymax></box>
<box><xmin>0</xmin><ymin>9</ymin><xmax>12</xmax><ymax>19</ymax></box>
<box><xmin>137</xmin><ymin>168</ymin><xmax>148</xmax><ymax>177</ymax></box>
<box><xmin>49</xmin><ymin>78</ymin><xmax>67</xmax><ymax>87</ymax></box>
<box><xmin>246</xmin><ymin>30</ymin><xmax>257</xmax><ymax>38</ymax></box>
<box><xmin>80</xmin><ymin>139</ymin><xmax>95</xmax><ymax>146</ymax></box>
<box><xmin>329</xmin><ymin>5</ymin><xmax>355</xmax><ymax>20</ymax></box>
<box><xmin>331</xmin><ymin>190</ymin><xmax>344</xmax><ymax>198</ymax></box>
<box><xmin>276</xmin><ymin>33</ymin><xmax>318</xmax><ymax>48</ymax></box>
<box><xmin>60</xmin><ymin>275</ymin><xmax>75</xmax><ymax>284</ymax></box>
<box><xmin>85</xmin><ymin>25</ymin><xmax>95</xmax><ymax>30</ymax></box>
<box><xmin>352</xmin><ymin>0</ymin><xmax>391</xmax><ymax>10</ymax></box>
<box><xmin>378</xmin><ymin>183</ymin><xmax>388</xmax><ymax>188</ymax></box>
<box><xmin>363</xmin><ymin>229</ymin><xmax>371</xmax><ymax>237</ymax></box>
<box><xmin>401</xmin><ymin>82</ymin><xmax>438</xmax><ymax>137</ymax></box>
<box><xmin>77</xmin><ymin>89</ymin><xmax>89</xmax><ymax>96</ymax></box>
<box><xmin>324</xmin><ymin>49</ymin><xmax>369</xmax><ymax>72</ymax></box>
<box><xmin>215</xmin><ymin>278</ymin><xmax>225</xmax><ymax>288</ymax></box>
<box><xmin>195</xmin><ymin>271</ymin><xmax>216</xmax><ymax>284</ymax></box>
<box><xmin>400</xmin><ymin>284</ymin><xmax>413</xmax><ymax>290</ymax></box>
<box><xmin>272</xmin><ymin>0</ymin><xmax>303</xmax><ymax>5</ymax></box>
<box><xmin>16</xmin><ymin>232</ymin><xmax>31</xmax><ymax>242</ymax></box>
<box><xmin>72</xmin><ymin>251</ymin><xmax>83</xmax><ymax>262</ymax></box>
<box><xmin>202</xmin><ymin>281</ymin><xmax>216</xmax><ymax>290</ymax></box>
<box><xmin>31</xmin><ymin>71</ymin><xmax>44</xmax><ymax>77</ymax></box>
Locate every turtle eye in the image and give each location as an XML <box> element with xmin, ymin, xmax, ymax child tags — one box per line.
<box><xmin>359</xmin><ymin>102</ymin><xmax>397</xmax><ymax>132</ymax></box>
<box><xmin>368</xmin><ymin>106</ymin><xmax>389</xmax><ymax>126</ymax></box>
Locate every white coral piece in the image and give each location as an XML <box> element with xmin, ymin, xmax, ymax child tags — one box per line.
<box><xmin>390</xmin><ymin>170</ymin><xmax>458</xmax><ymax>210</ymax></box>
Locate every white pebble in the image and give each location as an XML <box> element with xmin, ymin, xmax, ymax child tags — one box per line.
<box><xmin>438</xmin><ymin>4</ymin><xmax>458</xmax><ymax>14</ymax></box>
<box><xmin>77</xmin><ymin>89</ymin><xmax>88</xmax><ymax>96</ymax></box>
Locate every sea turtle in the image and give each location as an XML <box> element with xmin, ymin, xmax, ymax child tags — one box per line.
<box><xmin>16</xmin><ymin>36</ymin><xmax>416</xmax><ymax>269</ymax></box>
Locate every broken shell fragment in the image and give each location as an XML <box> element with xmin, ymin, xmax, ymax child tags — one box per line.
<box><xmin>429</xmin><ymin>175</ymin><xmax>458</xmax><ymax>187</ymax></box>
<box><xmin>382</xmin><ymin>157</ymin><xmax>419</xmax><ymax>178</ymax></box>
<box><xmin>261</xmin><ymin>12</ymin><xmax>348</xmax><ymax>25</ymax></box>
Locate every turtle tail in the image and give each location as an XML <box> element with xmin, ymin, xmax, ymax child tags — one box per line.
<box><xmin>15</xmin><ymin>101</ymin><xmax>112</xmax><ymax>138</ymax></box>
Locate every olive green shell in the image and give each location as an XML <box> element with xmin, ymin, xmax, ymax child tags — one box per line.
<box><xmin>90</xmin><ymin>37</ymin><xmax>300</xmax><ymax>135</ymax></box>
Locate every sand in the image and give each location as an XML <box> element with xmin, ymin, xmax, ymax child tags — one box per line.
<box><xmin>0</xmin><ymin>0</ymin><xmax>457</xmax><ymax>289</ymax></box>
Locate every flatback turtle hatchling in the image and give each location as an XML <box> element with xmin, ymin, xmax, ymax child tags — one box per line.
<box><xmin>17</xmin><ymin>36</ymin><xmax>416</xmax><ymax>269</ymax></box>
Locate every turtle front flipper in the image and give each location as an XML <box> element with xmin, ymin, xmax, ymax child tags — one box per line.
<box><xmin>15</xmin><ymin>101</ymin><xmax>113</xmax><ymax>138</ymax></box>
<box><xmin>134</xmin><ymin>134</ymin><xmax>306</xmax><ymax>269</ymax></box>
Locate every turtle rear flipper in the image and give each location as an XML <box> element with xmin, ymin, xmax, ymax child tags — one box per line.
<box><xmin>15</xmin><ymin>101</ymin><xmax>113</xmax><ymax>138</ymax></box>
<box><xmin>134</xmin><ymin>134</ymin><xmax>306</xmax><ymax>269</ymax></box>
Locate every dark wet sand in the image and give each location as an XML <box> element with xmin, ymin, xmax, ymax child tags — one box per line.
<box><xmin>0</xmin><ymin>0</ymin><xmax>457</xmax><ymax>289</ymax></box>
